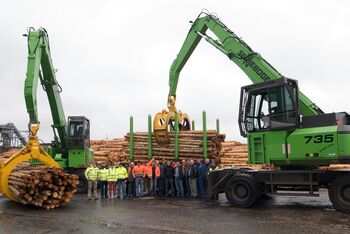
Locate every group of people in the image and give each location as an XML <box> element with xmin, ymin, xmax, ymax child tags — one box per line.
<box><xmin>84</xmin><ymin>157</ymin><xmax>219</xmax><ymax>200</ymax></box>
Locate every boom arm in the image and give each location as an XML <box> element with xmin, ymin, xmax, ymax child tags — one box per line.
<box><xmin>168</xmin><ymin>12</ymin><xmax>323</xmax><ymax>116</ymax></box>
<box><xmin>24</xmin><ymin>28</ymin><xmax>67</xmax><ymax>151</ymax></box>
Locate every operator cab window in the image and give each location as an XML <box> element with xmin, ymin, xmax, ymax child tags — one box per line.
<box><xmin>83</xmin><ymin>119</ymin><xmax>90</xmax><ymax>140</ymax></box>
<box><xmin>69</xmin><ymin>121</ymin><xmax>85</xmax><ymax>138</ymax></box>
<box><xmin>246</xmin><ymin>90</ymin><xmax>269</xmax><ymax>131</ymax></box>
<box><xmin>269</xmin><ymin>86</ymin><xmax>297</xmax><ymax>129</ymax></box>
<box><xmin>242</xmin><ymin>81</ymin><xmax>298</xmax><ymax>133</ymax></box>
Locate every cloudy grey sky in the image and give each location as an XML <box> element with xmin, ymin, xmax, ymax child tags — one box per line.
<box><xmin>0</xmin><ymin>0</ymin><xmax>349</xmax><ymax>143</ymax></box>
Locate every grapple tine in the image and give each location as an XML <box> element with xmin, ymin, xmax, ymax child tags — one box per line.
<box><xmin>153</xmin><ymin>108</ymin><xmax>191</xmax><ymax>144</ymax></box>
<box><xmin>153</xmin><ymin>110</ymin><xmax>170</xmax><ymax>143</ymax></box>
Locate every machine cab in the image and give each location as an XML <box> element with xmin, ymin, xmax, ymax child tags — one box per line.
<box><xmin>239</xmin><ymin>78</ymin><xmax>300</xmax><ymax>137</ymax></box>
<box><xmin>67</xmin><ymin>116</ymin><xmax>90</xmax><ymax>148</ymax></box>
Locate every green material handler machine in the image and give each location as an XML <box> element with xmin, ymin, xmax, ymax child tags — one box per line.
<box><xmin>24</xmin><ymin>28</ymin><xmax>93</xmax><ymax>192</ymax></box>
<box><xmin>156</xmin><ymin>11</ymin><xmax>350</xmax><ymax>212</ymax></box>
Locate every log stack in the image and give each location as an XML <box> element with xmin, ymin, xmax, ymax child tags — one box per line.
<box><xmin>124</xmin><ymin>130</ymin><xmax>225</xmax><ymax>162</ymax></box>
<box><xmin>91</xmin><ymin>138</ymin><xmax>127</xmax><ymax>165</ymax></box>
<box><xmin>0</xmin><ymin>149</ymin><xmax>18</xmax><ymax>160</ymax></box>
<box><xmin>321</xmin><ymin>164</ymin><xmax>350</xmax><ymax>169</ymax></box>
<box><xmin>91</xmin><ymin>133</ymin><xmax>350</xmax><ymax>170</ymax></box>
<box><xmin>0</xmin><ymin>150</ymin><xmax>79</xmax><ymax>209</ymax></box>
<box><xmin>219</xmin><ymin>141</ymin><xmax>262</xmax><ymax>169</ymax></box>
<box><xmin>219</xmin><ymin>141</ymin><xmax>249</xmax><ymax>167</ymax></box>
<box><xmin>219</xmin><ymin>141</ymin><xmax>350</xmax><ymax>170</ymax></box>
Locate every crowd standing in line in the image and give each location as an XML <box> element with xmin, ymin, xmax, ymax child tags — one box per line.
<box><xmin>85</xmin><ymin>157</ymin><xmax>220</xmax><ymax>200</ymax></box>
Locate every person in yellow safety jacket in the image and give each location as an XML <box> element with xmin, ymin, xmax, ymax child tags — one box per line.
<box><xmin>98</xmin><ymin>162</ymin><xmax>109</xmax><ymax>199</ymax></box>
<box><xmin>85</xmin><ymin>162</ymin><xmax>99</xmax><ymax>200</ymax></box>
<box><xmin>108</xmin><ymin>163</ymin><xmax>118</xmax><ymax>199</ymax></box>
<box><xmin>116</xmin><ymin>162</ymin><xmax>128</xmax><ymax>199</ymax></box>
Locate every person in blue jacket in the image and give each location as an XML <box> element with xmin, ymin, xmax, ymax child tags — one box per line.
<box><xmin>197</xmin><ymin>159</ymin><xmax>206</xmax><ymax>198</ymax></box>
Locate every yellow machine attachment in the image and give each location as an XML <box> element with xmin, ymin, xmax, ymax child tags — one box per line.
<box><xmin>153</xmin><ymin>96</ymin><xmax>191</xmax><ymax>143</ymax></box>
<box><xmin>0</xmin><ymin>123</ymin><xmax>60</xmax><ymax>201</ymax></box>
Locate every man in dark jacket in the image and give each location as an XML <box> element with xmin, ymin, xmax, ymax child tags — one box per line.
<box><xmin>174</xmin><ymin>161</ymin><xmax>184</xmax><ymax>197</ymax></box>
<box><xmin>182</xmin><ymin>160</ymin><xmax>191</xmax><ymax>197</ymax></box>
<box><xmin>127</xmin><ymin>161</ymin><xmax>135</xmax><ymax>197</ymax></box>
<box><xmin>164</xmin><ymin>161</ymin><xmax>175</xmax><ymax>196</ymax></box>
<box><xmin>188</xmin><ymin>159</ymin><xmax>198</xmax><ymax>197</ymax></box>
<box><xmin>159</xmin><ymin>160</ymin><xmax>166</xmax><ymax>196</ymax></box>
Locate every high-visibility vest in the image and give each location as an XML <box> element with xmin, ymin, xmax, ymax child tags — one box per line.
<box><xmin>98</xmin><ymin>168</ymin><xmax>109</xmax><ymax>181</ymax></box>
<box><xmin>116</xmin><ymin>166</ymin><xmax>128</xmax><ymax>180</ymax></box>
<box><xmin>146</xmin><ymin>166</ymin><xmax>161</xmax><ymax>178</ymax></box>
<box><xmin>133</xmin><ymin>166</ymin><xmax>145</xmax><ymax>178</ymax></box>
<box><xmin>209</xmin><ymin>166</ymin><xmax>219</xmax><ymax>172</ymax></box>
<box><xmin>107</xmin><ymin>167</ymin><xmax>117</xmax><ymax>182</ymax></box>
<box><xmin>85</xmin><ymin>166</ymin><xmax>99</xmax><ymax>181</ymax></box>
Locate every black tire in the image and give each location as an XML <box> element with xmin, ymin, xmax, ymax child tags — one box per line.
<box><xmin>76</xmin><ymin>172</ymin><xmax>88</xmax><ymax>193</ymax></box>
<box><xmin>225</xmin><ymin>174</ymin><xmax>259</xmax><ymax>208</ymax></box>
<box><xmin>329</xmin><ymin>175</ymin><xmax>350</xmax><ymax>213</ymax></box>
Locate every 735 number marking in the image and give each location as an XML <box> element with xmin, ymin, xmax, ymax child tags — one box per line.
<box><xmin>304</xmin><ymin>134</ymin><xmax>334</xmax><ymax>144</ymax></box>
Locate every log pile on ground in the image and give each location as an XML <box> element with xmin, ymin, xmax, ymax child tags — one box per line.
<box><xmin>90</xmin><ymin>139</ymin><xmax>127</xmax><ymax>165</ymax></box>
<box><xmin>0</xmin><ymin>150</ymin><xmax>79</xmax><ymax>210</ymax></box>
<box><xmin>124</xmin><ymin>130</ymin><xmax>225</xmax><ymax>162</ymax></box>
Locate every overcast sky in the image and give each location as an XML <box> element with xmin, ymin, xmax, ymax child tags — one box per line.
<box><xmin>0</xmin><ymin>0</ymin><xmax>349</xmax><ymax>143</ymax></box>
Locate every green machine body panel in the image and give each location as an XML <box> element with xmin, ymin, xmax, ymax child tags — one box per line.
<box><xmin>248</xmin><ymin>131</ymin><xmax>287</xmax><ymax>164</ymax></box>
<box><xmin>286</xmin><ymin>126</ymin><xmax>339</xmax><ymax>166</ymax></box>
<box><xmin>247</xmin><ymin>126</ymin><xmax>350</xmax><ymax>167</ymax></box>
<box><xmin>68</xmin><ymin>148</ymin><xmax>93</xmax><ymax>168</ymax></box>
<box><xmin>338</xmin><ymin>131</ymin><xmax>350</xmax><ymax>158</ymax></box>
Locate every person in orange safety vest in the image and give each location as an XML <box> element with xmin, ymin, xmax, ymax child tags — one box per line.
<box><xmin>145</xmin><ymin>158</ymin><xmax>160</xmax><ymax>196</ymax></box>
<box><xmin>133</xmin><ymin>161</ymin><xmax>145</xmax><ymax>197</ymax></box>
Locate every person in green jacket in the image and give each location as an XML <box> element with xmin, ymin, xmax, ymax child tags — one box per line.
<box><xmin>108</xmin><ymin>163</ymin><xmax>117</xmax><ymax>199</ymax></box>
<box><xmin>85</xmin><ymin>162</ymin><xmax>99</xmax><ymax>200</ymax></box>
<box><xmin>116</xmin><ymin>162</ymin><xmax>128</xmax><ymax>200</ymax></box>
<box><xmin>98</xmin><ymin>162</ymin><xmax>109</xmax><ymax>199</ymax></box>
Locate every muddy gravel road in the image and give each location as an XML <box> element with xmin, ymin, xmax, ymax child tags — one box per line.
<box><xmin>0</xmin><ymin>190</ymin><xmax>349</xmax><ymax>234</ymax></box>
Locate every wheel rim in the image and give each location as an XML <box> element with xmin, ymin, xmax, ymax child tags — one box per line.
<box><xmin>232</xmin><ymin>182</ymin><xmax>250</xmax><ymax>201</ymax></box>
